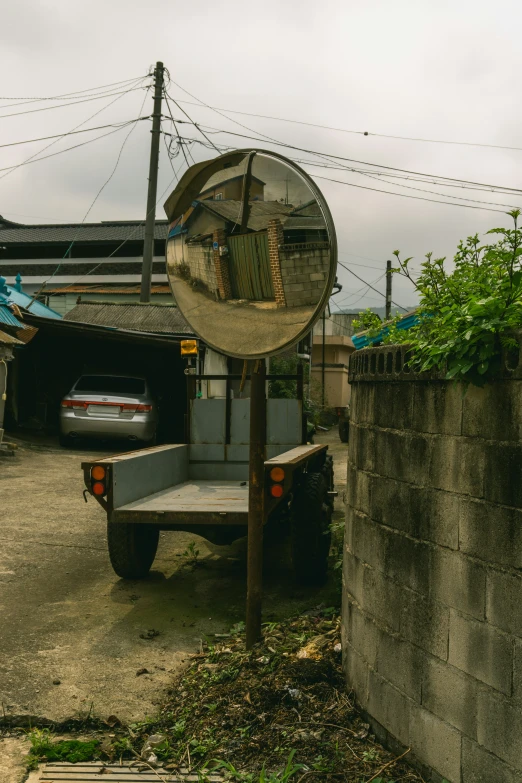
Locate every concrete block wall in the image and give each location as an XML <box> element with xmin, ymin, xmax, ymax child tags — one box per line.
<box><xmin>186</xmin><ymin>243</ymin><xmax>217</xmax><ymax>294</ymax></box>
<box><xmin>279</xmin><ymin>245</ymin><xmax>329</xmax><ymax>307</ymax></box>
<box><xmin>343</xmin><ymin>360</ymin><xmax>522</xmax><ymax>782</ymax></box>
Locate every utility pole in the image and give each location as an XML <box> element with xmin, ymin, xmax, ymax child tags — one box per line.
<box><xmin>385</xmin><ymin>259</ymin><xmax>392</xmax><ymax>320</ymax></box>
<box><xmin>245</xmin><ymin>358</ymin><xmax>266</xmax><ymax>649</ymax></box>
<box><xmin>140</xmin><ymin>61</ymin><xmax>164</xmax><ymax>303</ymax></box>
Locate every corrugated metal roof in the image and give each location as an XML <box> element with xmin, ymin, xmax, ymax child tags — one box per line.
<box><xmin>0</xmin><ymin>328</ymin><xmax>23</xmax><ymax>346</ymax></box>
<box><xmin>0</xmin><ymin>220</ymin><xmax>169</xmax><ymax>244</ymax></box>
<box><xmin>64</xmin><ymin>302</ymin><xmax>193</xmax><ymax>334</ymax></box>
<box><xmin>0</xmin><ymin>304</ymin><xmax>24</xmax><ymax>328</ymax></box>
<box><xmin>195</xmin><ymin>200</ymin><xmax>292</xmax><ymax>231</ymax></box>
<box><xmin>6</xmin><ymin>286</ymin><xmax>62</xmax><ymax>319</ymax></box>
<box><xmin>44</xmin><ymin>284</ymin><xmax>171</xmax><ymax>295</ymax></box>
<box><xmin>352</xmin><ymin>310</ymin><xmax>419</xmax><ymax>349</ymax></box>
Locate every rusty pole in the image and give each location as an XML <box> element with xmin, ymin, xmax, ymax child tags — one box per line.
<box><xmin>246</xmin><ymin>358</ymin><xmax>266</xmax><ymax>649</ymax></box>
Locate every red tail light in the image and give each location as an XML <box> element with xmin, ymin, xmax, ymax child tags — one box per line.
<box><xmin>61</xmin><ymin>400</ymin><xmax>152</xmax><ymax>411</ymax></box>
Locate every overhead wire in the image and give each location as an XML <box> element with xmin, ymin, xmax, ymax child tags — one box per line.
<box><xmin>0</xmin><ymin>80</ymin><xmax>151</xmax><ymax>182</ymax></box>
<box><xmin>0</xmin><ymin>86</ymin><xmax>148</xmax><ymax>120</ymax></box>
<box><xmin>170</xmin><ymin>96</ymin><xmax>522</xmax><ymax>154</ymax></box>
<box><xmin>337</xmin><ymin>260</ymin><xmax>408</xmax><ymax>311</ymax></box>
<box><xmin>0</xmin><ymin>75</ymin><xmax>148</xmax><ymax>104</ymax></box>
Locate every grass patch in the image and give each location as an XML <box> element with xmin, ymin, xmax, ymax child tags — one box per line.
<box><xmin>27</xmin><ymin>728</ymin><xmax>99</xmax><ymax>769</ymax></box>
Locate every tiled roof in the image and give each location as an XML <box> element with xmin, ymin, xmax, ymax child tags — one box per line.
<box><xmin>0</xmin><ymin>218</ymin><xmax>169</xmax><ymax>244</ymax></box>
<box><xmin>44</xmin><ymin>285</ymin><xmax>171</xmax><ymax>295</ymax></box>
<box><xmin>64</xmin><ymin>302</ymin><xmax>193</xmax><ymax>335</ymax></box>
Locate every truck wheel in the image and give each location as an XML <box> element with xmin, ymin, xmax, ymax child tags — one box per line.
<box><xmin>107</xmin><ymin>523</ymin><xmax>159</xmax><ymax>579</ymax></box>
<box><xmin>339</xmin><ymin>421</ymin><xmax>349</xmax><ymax>442</ymax></box>
<box><xmin>291</xmin><ymin>472</ymin><xmax>332</xmax><ymax>585</ymax></box>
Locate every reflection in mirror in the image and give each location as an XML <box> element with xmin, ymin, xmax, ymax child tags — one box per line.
<box><xmin>165</xmin><ymin>150</ymin><xmax>336</xmax><ymax>358</ymax></box>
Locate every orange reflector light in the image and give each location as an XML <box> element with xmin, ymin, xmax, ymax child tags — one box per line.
<box><xmin>91</xmin><ymin>465</ymin><xmax>106</xmax><ymax>480</ymax></box>
<box><xmin>181</xmin><ymin>339</ymin><xmax>198</xmax><ymax>356</ymax></box>
<box><xmin>270</xmin><ymin>467</ymin><xmax>285</xmax><ymax>483</ymax></box>
<box><xmin>270</xmin><ymin>484</ymin><xmax>284</xmax><ymax>498</ymax></box>
<box><xmin>92</xmin><ymin>482</ymin><xmax>106</xmax><ymax>496</ymax></box>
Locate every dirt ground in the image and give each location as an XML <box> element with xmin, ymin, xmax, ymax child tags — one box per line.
<box><xmin>0</xmin><ymin>427</ymin><xmax>347</xmax><ymax>740</ymax></box>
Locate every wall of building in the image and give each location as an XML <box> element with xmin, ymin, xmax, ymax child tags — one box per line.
<box><xmin>343</xmin><ymin>343</ymin><xmax>522</xmax><ymax>783</ymax></box>
<box><xmin>279</xmin><ymin>244</ymin><xmax>330</xmax><ymax>308</ymax></box>
<box><xmin>311</xmin><ymin>335</ymin><xmax>353</xmax><ymax>408</ymax></box>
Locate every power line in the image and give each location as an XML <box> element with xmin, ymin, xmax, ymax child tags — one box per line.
<box><xmin>0</xmin><ymin>118</ymin><xmax>149</xmax><ymax>149</ymax></box>
<box><xmin>0</xmin><ymin>75</ymin><xmax>147</xmax><ymax>104</ymax></box>
<box><xmin>170</xmin><ymin>96</ymin><xmax>522</xmax><ymax>154</ymax></box>
<box><xmin>0</xmin><ymin>86</ymin><xmax>148</xmax><ymax>120</ymax></box>
<box><xmin>163</xmin><ymin>83</ymin><xmax>222</xmax><ymax>156</ymax></box>
<box><xmin>337</xmin><ymin>260</ymin><xmax>408</xmax><ymax>311</ymax></box>
<box><xmin>0</xmin><ymin>84</ymin><xmax>145</xmax><ymax>183</ymax></box>
<box><xmin>0</xmin><ymin>121</ymin><xmax>149</xmax><ymax>175</ymax></box>
<box><xmin>32</xmin><ymin>90</ymin><xmax>151</xmax><ymax>301</ymax></box>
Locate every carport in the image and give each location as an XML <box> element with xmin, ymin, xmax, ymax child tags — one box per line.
<box><xmin>6</xmin><ymin>308</ymin><xmax>192</xmax><ymax>444</ymax></box>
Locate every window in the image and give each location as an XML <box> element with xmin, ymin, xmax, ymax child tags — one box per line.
<box><xmin>215</xmin><ymin>192</ymin><xmax>223</xmax><ymax>200</ymax></box>
<box><xmin>74</xmin><ymin>376</ymin><xmax>146</xmax><ymax>395</ymax></box>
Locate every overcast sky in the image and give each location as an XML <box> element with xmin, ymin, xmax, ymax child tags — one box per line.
<box><xmin>1</xmin><ymin>0</ymin><xmax>521</xmax><ymax>310</ymax></box>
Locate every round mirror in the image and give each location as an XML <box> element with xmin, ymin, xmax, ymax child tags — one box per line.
<box><xmin>164</xmin><ymin>149</ymin><xmax>337</xmax><ymax>359</ymax></box>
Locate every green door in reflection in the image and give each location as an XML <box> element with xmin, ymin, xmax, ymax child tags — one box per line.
<box><xmin>227</xmin><ymin>231</ymin><xmax>274</xmax><ymax>300</ymax></box>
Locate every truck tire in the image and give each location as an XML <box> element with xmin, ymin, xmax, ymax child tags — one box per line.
<box><xmin>291</xmin><ymin>472</ymin><xmax>332</xmax><ymax>585</ymax></box>
<box><xmin>339</xmin><ymin>420</ymin><xmax>349</xmax><ymax>442</ymax></box>
<box><xmin>107</xmin><ymin>523</ymin><xmax>159</xmax><ymax>579</ymax></box>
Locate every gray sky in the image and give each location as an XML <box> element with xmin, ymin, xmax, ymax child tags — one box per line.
<box><xmin>1</xmin><ymin>0</ymin><xmax>521</xmax><ymax>310</ymax></box>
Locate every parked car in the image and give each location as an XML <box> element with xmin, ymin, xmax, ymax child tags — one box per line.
<box><xmin>60</xmin><ymin>374</ymin><xmax>158</xmax><ymax>447</ymax></box>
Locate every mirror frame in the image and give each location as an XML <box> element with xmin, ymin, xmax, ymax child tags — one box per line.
<box><xmin>164</xmin><ymin>148</ymin><xmax>338</xmax><ymax>359</ymax></box>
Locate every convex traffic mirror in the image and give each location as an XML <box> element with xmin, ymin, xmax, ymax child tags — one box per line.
<box><xmin>164</xmin><ymin>149</ymin><xmax>337</xmax><ymax>359</ymax></box>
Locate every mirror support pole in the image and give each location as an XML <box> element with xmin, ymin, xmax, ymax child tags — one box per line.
<box><xmin>246</xmin><ymin>358</ymin><xmax>266</xmax><ymax>650</ymax></box>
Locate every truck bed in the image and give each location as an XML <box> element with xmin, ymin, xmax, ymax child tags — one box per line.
<box><xmin>111</xmin><ymin>478</ymin><xmax>249</xmax><ymax>525</ymax></box>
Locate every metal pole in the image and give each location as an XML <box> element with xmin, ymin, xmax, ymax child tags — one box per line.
<box><xmin>246</xmin><ymin>358</ymin><xmax>266</xmax><ymax>650</ymax></box>
<box><xmin>140</xmin><ymin>61</ymin><xmax>164</xmax><ymax>303</ymax></box>
<box><xmin>385</xmin><ymin>260</ymin><xmax>392</xmax><ymax>320</ymax></box>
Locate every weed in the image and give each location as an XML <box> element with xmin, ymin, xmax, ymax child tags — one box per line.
<box><xmin>182</xmin><ymin>540</ymin><xmax>201</xmax><ymax>566</ymax></box>
<box><xmin>27</xmin><ymin>729</ymin><xmax>99</xmax><ymax>766</ymax></box>
<box><xmin>172</xmin><ymin>719</ymin><xmax>186</xmax><ymax>739</ymax></box>
<box><xmin>362</xmin><ymin>748</ymin><xmax>379</xmax><ymax>763</ymax></box>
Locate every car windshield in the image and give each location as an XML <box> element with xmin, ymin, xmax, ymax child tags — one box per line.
<box><xmin>74</xmin><ymin>376</ymin><xmax>146</xmax><ymax>395</ymax></box>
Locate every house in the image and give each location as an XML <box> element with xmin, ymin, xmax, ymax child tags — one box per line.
<box><xmin>0</xmin><ymin>215</ymin><xmax>169</xmax><ymax>315</ymax></box>
<box><xmin>197</xmin><ymin>164</ymin><xmax>265</xmax><ymax>201</ymax></box>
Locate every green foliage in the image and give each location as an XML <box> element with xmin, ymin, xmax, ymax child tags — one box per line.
<box><xmin>269</xmin><ymin>354</ymin><xmax>322</xmax><ymax>421</ymax></box>
<box><xmin>182</xmin><ymin>540</ymin><xmax>201</xmax><ymax>565</ymax></box>
<box><xmin>27</xmin><ymin>728</ymin><xmax>99</xmax><ymax>765</ymax></box>
<box><xmin>391</xmin><ymin>210</ymin><xmax>522</xmax><ymax>386</ymax></box>
<box><xmin>212</xmin><ymin>749</ymin><xmax>304</xmax><ymax>783</ymax></box>
<box><xmin>352</xmin><ymin>309</ymin><xmax>409</xmax><ymax>346</ymax></box>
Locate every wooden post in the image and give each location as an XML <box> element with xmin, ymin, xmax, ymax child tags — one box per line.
<box><xmin>246</xmin><ymin>358</ymin><xmax>266</xmax><ymax>649</ymax></box>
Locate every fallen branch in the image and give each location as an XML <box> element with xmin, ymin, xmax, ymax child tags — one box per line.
<box><xmin>366</xmin><ymin>748</ymin><xmax>411</xmax><ymax>783</ymax></box>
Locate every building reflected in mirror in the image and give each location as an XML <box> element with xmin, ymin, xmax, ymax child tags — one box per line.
<box><xmin>165</xmin><ymin>151</ymin><xmax>335</xmax><ymax>358</ymax></box>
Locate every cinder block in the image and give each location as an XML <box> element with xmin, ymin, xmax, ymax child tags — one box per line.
<box><xmin>343</xmin><ymin>597</ymin><xmax>380</xmax><ymax>667</ymax></box>
<box><xmin>373</xmin><ymin>427</ymin><xmax>432</xmax><ymax>485</ymax></box>
<box><xmin>428</xmin><ymin>435</ymin><xmax>485</xmax><ymax>497</ymax></box>
<box><xmin>477</xmin><ymin>689</ymin><xmax>522</xmax><ymax>768</ymax></box>
<box><xmin>346</xmin><ymin>464</ymin><xmax>371</xmax><ymax>515</ymax></box>
<box><xmin>409</xmin><ymin>703</ymin><xmax>462</xmax><ymax>783</ymax></box>
<box><xmin>400</xmin><ymin>590</ymin><xmax>449</xmax><ymax>660</ymax></box>
<box><xmin>486</xmin><ymin>568</ymin><xmax>522</xmax><ymax>635</ymax></box>
<box><xmin>483</xmin><ymin>441</ymin><xmax>522</xmax><ymax>508</ymax></box>
<box><xmin>423</xmin><ymin>655</ymin><xmax>479</xmax><ymax>737</ymax></box>
<box><xmin>448</xmin><ymin>610</ymin><xmax>512</xmax><ymax>694</ymax></box>
<box><xmin>309</xmin><ymin>272</ymin><xmax>325</xmax><ymax>281</ymax></box>
<box><xmin>411</xmin><ymin>487</ymin><xmax>460</xmax><ymax>550</ymax></box>
<box><xmin>373</xmin><ymin>382</ymin><xmax>414</xmax><ymax>431</ymax></box>
<box><xmin>350</xmin><ymin>384</ymin><xmax>375</xmax><ymax>425</ymax></box>
<box><xmin>376</xmin><ymin>630</ymin><xmax>424</xmax><ymax>700</ymax></box>
<box><xmin>460</xmin><ymin>497</ymin><xmax>522</xmax><ymax>569</ymax></box>
<box><xmin>513</xmin><ymin>640</ymin><xmax>522</xmax><ymax>703</ymax></box>
<box><xmin>284</xmin><ymin>282</ymin><xmax>305</xmax><ymax>292</ymax></box>
<box><xmin>462</xmin><ymin>737</ymin><xmax>522</xmax><ymax>783</ymax></box>
<box><xmin>412</xmin><ymin>381</ymin><xmax>463</xmax><ymax>435</ymax></box>
<box><xmin>383</xmin><ymin>529</ymin><xmax>432</xmax><ymax>594</ymax></box>
<box><xmin>361</xmin><ymin>564</ymin><xmax>402</xmax><ymax>632</ymax></box>
<box><xmin>462</xmin><ymin>381</ymin><xmax>522</xmax><ymax>442</ymax></box>
<box><xmin>343</xmin><ymin>641</ymin><xmax>369</xmax><ymax>703</ymax></box>
<box><xmin>367</xmin><ymin>669</ymin><xmax>412</xmax><ymax>746</ymax></box>
<box><xmin>431</xmin><ymin>549</ymin><xmax>486</xmax><ymax>620</ymax></box>
<box><xmin>343</xmin><ymin>548</ymin><xmax>365</xmax><ymax>607</ymax></box>
<box><xmin>369</xmin><ymin>475</ymin><xmax>413</xmax><ymax>535</ymax></box>
<box><xmin>351</xmin><ymin>512</ymin><xmax>386</xmax><ymax>570</ymax></box>
<box><xmin>348</xmin><ymin>423</ymin><xmax>375</xmax><ymax>473</ymax></box>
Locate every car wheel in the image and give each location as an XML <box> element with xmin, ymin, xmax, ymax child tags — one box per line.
<box><xmin>107</xmin><ymin>522</ymin><xmax>159</xmax><ymax>579</ymax></box>
<box><xmin>290</xmin><ymin>472</ymin><xmax>332</xmax><ymax>585</ymax></box>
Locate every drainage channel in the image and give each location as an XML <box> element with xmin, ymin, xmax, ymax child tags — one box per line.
<box><xmin>37</xmin><ymin>762</ymin><xmax>224</xmax><ymax>782</ymax></box>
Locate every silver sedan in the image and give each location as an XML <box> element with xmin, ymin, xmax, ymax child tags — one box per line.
<box><xmin>60</xmin><ymin>374</ymin><xmax>158</xmax><ymax>446</ymax></box>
